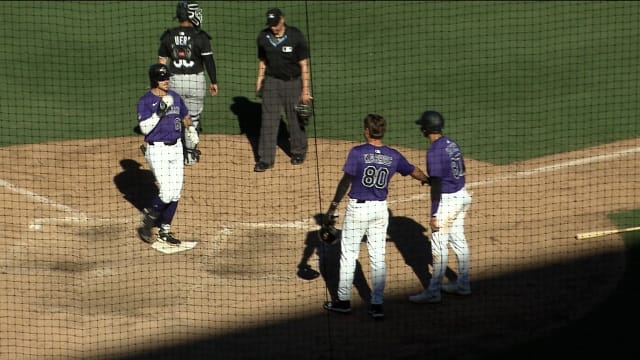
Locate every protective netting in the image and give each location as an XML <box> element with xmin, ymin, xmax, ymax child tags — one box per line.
<box><xmin>1</xmin><ymin>2</ymin><xmax>639</xmax><ymax>359</ymax></box>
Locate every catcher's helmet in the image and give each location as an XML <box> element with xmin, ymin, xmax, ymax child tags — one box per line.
<box><xmin>176</xmin><ymin>1</ymin><xmax>203</xmax><ymax>27</ymax></box>
<box><xmin>416</xmin><ymin>110</ymin><xmax>444</xmax><ymax>134</ymax></box>
<box><xmin>148</xmin><ymin>63</ymin><xmax>173</xmax><ymax>88</ymax></box>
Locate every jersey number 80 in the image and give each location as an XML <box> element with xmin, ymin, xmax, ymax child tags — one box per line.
<box><xmin>362</xmin><ymin>166</ymin><xmax>389</xmax><ymax>189</ymax></box>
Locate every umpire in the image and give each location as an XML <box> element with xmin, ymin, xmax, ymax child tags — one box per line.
<box><xmin>254</xmin><ymin>8</ymin><xmax>313</xmax><ymax>172</ymax></box>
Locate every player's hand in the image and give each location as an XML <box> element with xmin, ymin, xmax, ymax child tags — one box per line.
<box><xmin>209</xmin><ymin>83</ymin><xmax>219</xmax><ymax>96</ymax></box>
<box><xmin>430</xmin><ymin>216</ymin><xmax>439</xmax><ymax>233</ymax></box>
<box><xmin>301</xmin><ymin>92</ymin><xmax>313</xmax><ymax>104</ymax></box>
<box><xmin>156</xmin><ymin>95</ymin><xmax>173</xmax><ymax>118</ymax></box>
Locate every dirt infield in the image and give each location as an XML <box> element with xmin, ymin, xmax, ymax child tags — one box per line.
<box><xmin>1</xmin><ymin>135</ymin><xmax>639</xmax><ymax>359</ymax></box>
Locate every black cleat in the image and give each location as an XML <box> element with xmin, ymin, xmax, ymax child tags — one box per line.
<box><xmin>158</xmin><ymin>229</ymin><xmax>181</xmax><ymax>245</ymax></box>
<box><xmin>290</xmin><ymin>154</ymin><xmax>305</xmax><ymax>165</ymax></box>
<box><xmin>253</xmin><ymin>162</ymin><xmax>273</xmax><ymax>172</ymax></box>
<box><xmin>323</xmin><ymin>300</ymin><xmax>351</xmax><ymax>314</ymax></box>
<box><xmin>368</xmin><ymin>304</ymin><xmax>384</xmax><ymax>320</ymax></box>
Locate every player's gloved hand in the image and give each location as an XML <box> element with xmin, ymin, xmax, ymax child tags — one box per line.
<box><xmin>156</xmin><ymin>95</ymin><xmax>173</xmax><ymax>118</ymax></box>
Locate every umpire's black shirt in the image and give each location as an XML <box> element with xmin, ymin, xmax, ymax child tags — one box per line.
<box><xmin>257</xmin><ymin>26</ymin><xmax>310</xmax><ymax>81</ymax></box>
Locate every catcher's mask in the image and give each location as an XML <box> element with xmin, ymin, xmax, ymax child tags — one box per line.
<box><xmin>176</xmin><ymin>1</ymin><xmax>203</xmax><ymax>27</ymax></box>
<box><xmin>148</xmin><ymin>63</ymin><xmax>173</xmax><ymax>88</ymax></box>
<box><xmin>416</xmin><ymin>110</ymin><xmax>444</xmax><ymax>135</ymax></box>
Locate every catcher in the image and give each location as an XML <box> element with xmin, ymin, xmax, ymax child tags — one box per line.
<box><xmin>158</xmin><ymin>1</ymin><xmax>219</xmax><ymax>165</ymax></box>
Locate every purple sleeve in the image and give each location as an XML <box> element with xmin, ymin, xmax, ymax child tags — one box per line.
<box><xmin>137</xmin><ymin>93</ymin><xmax>154</xmax><ymax>123</ymax></box>
<box><xmin>342</xmin><ymin>148</ymin><xmax>358</xmax><ymax>176</ymax></box>
<box><xmin>396</xmin><ymin>153</ymin><xmax>415</xmax><ymax>176</ymax></box>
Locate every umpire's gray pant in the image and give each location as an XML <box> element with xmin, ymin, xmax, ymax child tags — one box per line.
<box><xmin>258</xmin><ymin>76</ymin><xmax>308</xmax><ymax>164</ymax></box>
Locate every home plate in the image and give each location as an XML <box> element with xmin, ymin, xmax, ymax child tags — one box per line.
<box><xmin>151</xmin><ymin>241</ymin><xmax>198</xmax><ymax>254</ymax></box>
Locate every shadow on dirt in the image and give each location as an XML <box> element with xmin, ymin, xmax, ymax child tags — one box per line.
<box><xmin>113</xmin><ymin>158</ymin><xmax>158</xmax><ymax>212</ymax></box>
<box><xmin>230</xmin><ymin>96</ymin><xmax>292</xmax><ymax>163</ymax></box>
<box><xmin>97</xmin><ymin>211</ymin><xmax>640</xmax><ymax>360</ymax></box>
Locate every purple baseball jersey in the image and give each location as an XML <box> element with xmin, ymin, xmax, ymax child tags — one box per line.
<box><xmin>137</xmin><ymin>89</ymin><xmax>188</xmax><ymax>143</ymax></box>
<box><xmin>344</xmin><ymin>143</ymin><xmax>415</xmax><ymax>201</ymax></box>
<box><xmin>427</xmin><ymin>135</ymin><xmax>466</xmax><ymax>193</ymax></box>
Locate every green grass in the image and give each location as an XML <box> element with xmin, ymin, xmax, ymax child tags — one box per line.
<box><xmin>1</xmin><ymin>1</ymin><xmax>639</xmax><ymax>164</ymax></box>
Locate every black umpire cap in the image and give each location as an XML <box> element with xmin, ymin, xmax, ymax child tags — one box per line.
<box><xmin>266</xmin><ymin>8</ymin><xmax>283</xmax><ymax>26</ymax></box>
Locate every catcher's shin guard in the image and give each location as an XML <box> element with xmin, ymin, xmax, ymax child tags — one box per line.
<box><xmin>191</xmin><ymin>114</ymin><xmax>201</xmax><ymax>133</ymax></box>
<box><xmin>184</xmin><ymin>147</ymin><xmax>201</xmax><ymax>165</ymax></box>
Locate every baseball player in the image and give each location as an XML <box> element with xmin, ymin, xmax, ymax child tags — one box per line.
<box><xmin>409</xmin><ymin>110</ymin><xmax>472</xmax><ymax>304</ymax></box>
<box><xmin>322</xmin><ymin>114</ymin><xmax>429</xmax><ymax>319</ymax></box>
<box><xmin>136</xmin><ymin>63</ymin><xmax>191</xmax><ymax>245</ymax></box>
<box><xmin>158</xmin><ymin>1</ymin><xmax>219</xmax><ymax>165</ymax></box>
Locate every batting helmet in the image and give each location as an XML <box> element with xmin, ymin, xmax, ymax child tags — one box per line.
<box><xmin>416</xmin><ymin>110</ymin><xmax>444</xmax><ymax>134</ymax></box>
<box><xmin>148</xmin><ymin>63</ymin><xmax>173</xmax><ymax>88</ymax></box>
<box><xmin>176</xmin><ymin>1</ymin><xmax>203</xmax><ymax>27</ymax></box>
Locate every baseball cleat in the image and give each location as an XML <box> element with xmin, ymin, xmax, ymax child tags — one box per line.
<box><xmin>138</xmin><ymin>208</ymin><xmax>159</xmax><ymax>243</ymax></box>
<box><xmin>137</xmin><ymin>226</ymin><xmax>154</xmax><ymax>243</ymax></box>
<box><xmin>367</xmin><ymin>304</ymin><xmax>384</xmax><ymax>319</ymax></box>
<box><xmin>323</xmin><ymin>300</ymin><xmax>351</xmax><ymax>314</ymax></box>
<box><xmin>158</xmin><ymin>229</ymin><xmax>181</xmax><ymax>245</ymax></box>
<box><xmin>408</xmin><ymin>290</ymin><xmax>441</xmax><ymax>304</ymax></box>
<box><xmin>441</xmin><ymin>283</ymin><xmax>471</xmax><ymax>296</ymax></box>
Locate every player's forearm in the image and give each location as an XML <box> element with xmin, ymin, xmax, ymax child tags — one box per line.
<box><xmin>300</xmin><ymin>59</ymin><xmax>311</xmax><ymax>96</ymax></box>
<box><xmin>410</xmin><ymin>167</ymin><xmax>429</xmax><ymax>184</ymax></box>
<box><xmin>328</xmin><ymin>174</ymin><xmax>351</xmax><ymax>214</ymax></box>
<box><xmin>256</xmin><ymin>61</ymin><xmax>266</xmax><ymax>90</ymax></box>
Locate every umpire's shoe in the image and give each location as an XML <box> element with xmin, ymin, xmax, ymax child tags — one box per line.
<box><xmin>253</xmin><ymin>162</ymin><xmax>273</xmax><ymax>172</ymax></box>
<box><xmin>323</xmin><ymin>300</ymin><xmax>351</xmax><ymax>314</ymax></box>
<box><xmin>290</xmin><ymin>154</ymin><xmax>305</xmax><ymax>165</ymax></box>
